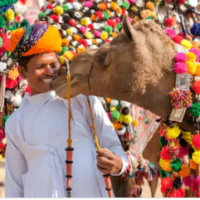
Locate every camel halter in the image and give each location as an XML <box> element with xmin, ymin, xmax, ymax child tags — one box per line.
<box><xmin>65</xmin><ymin>59</ymin><xmax>113</xmax><ymax>197</ymax></box>
<box><xmin>88</xmin><ymin>57</ymin><xmax>94</xmax><ymax>91</ymax></box>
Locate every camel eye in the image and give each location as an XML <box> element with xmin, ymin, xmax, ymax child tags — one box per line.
<box><xmin>97</xmin><ymin>56</ymin><xmax>105</xmax><ymax>66</ymax></box>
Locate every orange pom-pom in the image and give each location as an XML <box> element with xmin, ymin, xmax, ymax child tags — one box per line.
<box><xmin>62</xmin><ymin>38</ymin><xmax>70</xmax><ymax>46</ymax></box>
<box><xmin>146</xmin><ymin>1</ymin><xmax>154</xmax><ymax>11</ymax></box>
<box><xmin>107</xmin><ymin>10</ymin><xmax>112</xmax><ymax>16</ymax></box>
<box><xmin>179</xmin><ymin>165</ymin><xmax>190</xmax><ymax>178</ymax></box>
<box><xmin>190</xmin><ymin>159</ymin><xmax>198</xmax><ymax>170</ymax></box>
<box><xmin>112</xmin><ymin>32</ymin><xmax>117</xmax><ymax>38</ymax></box>
<box><xmin>195</xmin><ymin>63</ymin><xmax>200</xmax><ymax>76</ymax></box>
<box><xmin>73</xmin><ymin>34</ymin><xmax>81</xmax><ymax>42</ymax></box>
<box><xmin>92</xmin><ymin>39</ymin><xmax>98</xmax><ymax>45</ymax></box>
<box><xmin>77</xmin><ymin>47</ymin><xmax>86</xmax><ymax>53</ymax></box>
<box><xmin>106</xmin><ymin>98</ymin><xmax>111</xmax><ymax>103</ymax></box>
<box><xmin>99</xmin><ymin>3</ymin><xmax>107</xmax><ymax>10</ymax></box>
<box><xmin>132</xmin><ymin>120</ymin><xmax>138</xmax><ymax>127</ymax></box>
<box><xmin>114</xmin><ymin>122</ymin><xmax>122</xmax><ymax>130</ymax></box>
<box><xmin>91</xmin><ymin>14</ymin><xmax>96</xmax><ymax>21</ymax></box>
<box><xmin>110</xmin><ymin>2</ymin><xmax>118</xmax><ymax>11</ymax></box>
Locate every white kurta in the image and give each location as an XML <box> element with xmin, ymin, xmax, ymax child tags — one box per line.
<box><xmin>5</xmin><ymin>91</ymin><xmax>128</xmax><ymax>197</ymax></box>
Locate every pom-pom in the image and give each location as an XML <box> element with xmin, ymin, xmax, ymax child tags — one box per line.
<box><xmin>38</xmin><ymin>12</ymin><xmax>46</xmax><ymax>20</ymax></box>
<box><xmin>186</xmin><ymin>61</ymin><xmax>196</xmax><ymax>75</ymax></box>
<box><xmin>197</xmin><ymin>176</ymin><xmax>200</xmax><ymax>186</ymax></box>
<box><xmin>101</xmin><ymin>31</ymin><xmax>108</xmax><ymax>40</ymax></box>
<box><xmin>192</xmin><ymin>134</ymin><xmax>200</xmax><ymax>150</ymax></box>
<box><xmin>159</xmin><ymin>158</ymin><xmax>171</xmax><ymax>172</ymax></box>
<box><xmin>160</xmin><ymin>136</ymin><xmax>168</xmax><ymax>147</ymax></box>
<box><xmin>122</xmin><ymin>107</ymin><xmax>129</xmax><ymax>115</ymax></box>
<box><xmin>191</xmin><ymin>23</ymin><xmax>200</xmax><ymax>36</ymax></box>
<box><xmin>132</xmin><ymin>120</ymin><xmax>138</xmax><ymax>127</ymax></box>
<box><xmin>174</xmin><ymin>62</ymin><xmax>187</xmax><ymax>74</ymax></box>
<box><xmin>174</xmin><ymin>52</ymin><xmax>187</xmax><ymax>62</ymax></box>
<box><xmin>116</xmin><ymin>125</ymin><xmax>126</xmax><ymax>136</ymax></box>
<box><xmin>0</xmin><ymin>142</ymin><xmax>4</xmax><ymax>150</ymax></box>
<box><xmin>50</xmin><ymin>14</ymin><xmax>59</xmax><ymax>23</ymax></box>
<box><xmin>186</xmin><ymin>52</ymin><xmax>196</xmax><ymax>62</ymax></box>
<box><xmin>166</xmin><ymin>126</ymin><xmax>181</xmax><ymax>140</ymax></box>
<box><xmin>4</xmin><ymin>9</ymin><xmax>15</xmax><ymax>21</ymax></box>
<box><xmin>177</xmin><ymin>144</ymin><xmax>189</xmax><ymax>158</ymax></box>
<box><xmin>165</xmin><ymin>28</ymin><xmax>176</xmax><ymax>39</ymax></box>
<box><xmin>104</xmin><ymin>25</ymin><xmax>113</xmax><ymax>34</ymax></box>
<box><xmin>146</xmin><ymin>1</ymin><xmax>154</xmax><ymax>10</ymax></box>
<box><xmin>99</xmin><ymin>2</ymin><xmax>107</xmax><ymax>10</ymax></box>
<box><xmin>116</xmin><ymin>102</ymin><xmax>122</xmax><ymax>111</ymax></box>
<box><xmin>178</xmin><ymin>0</ymin><xmax>186</xmax><ymax>5</ymax></box>
<box><xmin>179</xmin><ymin>165</ymin><xmax>190</xmax><ymax>178</ymax></box>
<box><xmin>192</xmin><ymin>81</ymin><xmax>200</xmax><ymax>94</ymax></box>
<box><xmin>182</xmin><ymin>175</ymin><xmax>193</xmax><ymax>187</ymax></box>
<box><xmin>190</xmin><ymin>103</ymin><xmax>200</xmax><ymax>118</ymax></box>
<box><xmin>189</xmin><ymin>48</ymin><xmax>199</xmax><ymax>62</ymax></box>
<box><xmin>85</xmin><ymin>1</ymin><xmax>93</xmax><ymax>8</ymax></box>
<box><xmin>111</xmin><ymin>110</ymin><xmax>120</xmax><ymax>120</ymax></box>
<box><xmin>165</xmin><ymin>18</ymin><xmax>173</xmax><ymax>27</ymax></box>
<box><xmin>170</xmin><ymin>158</ymin><xmax>182</xmax><ymax>172</ymax></box>
<box><xmin>2</xmin><ymin>115</ymin><xmax>9</xmax><ymax>127</ymax></box>
<box><xmin>160</xmin><ymin>146</ymin><xmax>172</xmax><ymax>160</ymax></box>
<box><xmin>195</xmin><ymin>63</ymin><xmax>200</xmax><ymax>76</ymax></box>
<box><xmin>169</xmin><ymin>188</ymin><xmax>185</xmax><ymax>197</ymax></box>
<box><xmin>123</xmin><ymin>115</ymin><xmax>132</xmax><ymax>125</ymax></box>
<box><xmin>120</xmin><ymin>101</ymin><xmax>131</xmax><ymax>107</ymax></box>
<box><xmin>172</xmin><ymin>36</ymin><xmax>183</xmax><ymax>44</ymax></box>
<box><xmin>161</xmin><ymin>177</ymin><xmax>173</xmax><ymax>190</ymax></box>
<box><xmin>0</xmin><ymin>16</ymin><xmax>6</xmax><ymax>29</ymax></box>
<box><xmin>192</xmin><ymin>151</ymin><xmax>200</xmax><ymax>164</ymax></box>
<box><xmin>173</xmin><ymin>177</ymin><xmax>182</xmax><ymax>189</ymax></box>
<box><xmin>20</xmin><ymin>19</ymin><xmax>29</xmax><ymax>27</ymax></box>
<box><xmin>121</xmin><ymin>1</ymin><xmax>130</xmax><ymax>10</ymax></box>
<box><xmin>0</xmin><ymin>130</ymin><xmax>5</xmax><ymax>141</ymax></box>
<box><xmin>181</xmin><ymin>39</ymin><xmax>192</xmax><ymax>50</ymax></box>
<box><xmin>110</xmin><ymin>2</ymin><xmax>118</xmax><ymax>11</ymax></box>
<box><xmin>63</xmin><ymin>51</ymin><xmax>74</xmax><ymax>60</ymax></box>
<box><xmin>114</xmin><ymin>122</ymin><xmax>122</xmax><ymax>130</ymax></box>
<box><xmin>110</xmin><ymin>99</ymin><xmax>118</xmax><ymax>107</ymax></box>
<box><xmin>160</xmin><ymin>169</ymin><xmax>169</xmax><ymax>178</ymax></box>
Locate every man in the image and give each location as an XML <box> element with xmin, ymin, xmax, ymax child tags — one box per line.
<box><xmin>5</xmin><ymin>22</ymin><xmax>128</xmax><ymax>197</ymax></box>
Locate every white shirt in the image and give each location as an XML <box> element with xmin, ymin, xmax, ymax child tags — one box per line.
<box><xmin>5</xmin><ymin>91</ymin><xmax>128</xmax><ymax>197</ymax></box>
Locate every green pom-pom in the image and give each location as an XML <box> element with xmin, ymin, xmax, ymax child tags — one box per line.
<box><xmin>8</xmin><ymin>22</ymin><xmax>20</xmax><ymax>31</ymax></box>
<box><xmin>170</xmin><ymin>158</ymin><xmax>182</xmax><ymax>172</ymax></box>
<box><xmin>184</xmin><ymin>1</ymin><xmax>189</xmax><ymax>5</ymax></box>
<box><xmin>0</xmin><ymin>16</ymin><xmax>6</xmax><ymax>29</ymax></box>
<box><xmin>159</xmin><ymin>136</ymin><xmax>168</xmax><ymax>147</ymax></box>
<box><xmin>160</xmin><ymin>169</ymin><xmax>169</xmax><ymax>178</ymax></box>
<box><xmin>0</xmin><ymin>38</ymin><xmax>3</xmax><ymax>48</ymax></box>
<box><xmin>116</xmin><ymin>23</ymin><xmax>121</xmax><ymax>30</ymax></box>
<box><xmin>2</xmin><ymin>115</ymin><xmax>9</xmax><ymax>127</ymax></box>
<box><xmin>190</xmin><ymin>102</ymin><xmax>200</xmax><ymax>118</ymax></box>
<box><xmin>116</xmin><ymin>102</ymin><xmax>122</xmax><ymax>111</ymax></box>
<box><xmin>20</xmin><ymin>19</ymin><xmax>29</xmax><ymax>27</ymax></box>
<box><xmin>38</xmin><ymin>12</ymin><xmax>46</xmax><ymax>20</ymax></box>
<box><xmin>103</xmin><ymin>11</ymin><xmax>109</xmax><ymax>20</ymax></box>
<box><xmin>121</xmin><ymin>1</ymin><xmax>130</xmax><ymax>9</ymax></box>
<box><xmin>63</xmin><ymin>5</ymin><xmax>69</xmax><ymax>12</ymax></box>
<box><xmin>111</xmin><ymin>110</ymin><xmax>120</xmax><ymax>120</ymax></box>
<box><xmin>59</xmin><ymin>46</ymin><xmax>69</xmax><ymax>55</ymax></box>
<box><xmin>179</xmin><ymin>138</ymin><xmax>188</xmax><ymax>147</ymax></box>
<box><xmin>104</xmin><ymin>25</ymin><xmax>112</xmax><ymax>34</ymax></box>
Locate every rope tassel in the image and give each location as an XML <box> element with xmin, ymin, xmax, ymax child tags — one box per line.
<box><xmin>87</xmin><ymin>97</ymin><xmax>113</xmax><ymax>198</ymax></box>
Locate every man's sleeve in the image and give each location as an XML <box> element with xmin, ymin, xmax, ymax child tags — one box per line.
<box><xmin>5</xmin><ymin>115</ymin><xmax>28</xmax><ymax>197</ymax></box>
<box><xmin>79</xmin><ymin>95</ymin><xmax>128</xmax><ymax>176</ymax></box>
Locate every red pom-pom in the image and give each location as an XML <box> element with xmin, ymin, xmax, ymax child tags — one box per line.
<box><xmin>104</xmin><ymin>39</ymin><xmax>110</xmax><ymax>43</ymax></box>
<box><xmin>88</xmin><ymin>23</ymin><xmax>94</xmax><ymax>30</ymax></box>
<box><xmin>178</xmin><ymin>0</ymin><xmax>186</xmax><ymax>5</ymax></box>
<box><xmin>192</xmin><ymin>134</ymin><xmax>200</xmax><ymax>150</ymax></box>
<box><xmin>0</xmin><ymin>142</ymin><xmax>4</xmax><ymax>150</ymax></box>
<box><xmin>15</xmin><ymin>15</ymin><xmax>21</xmax><ymax>23</ymax></box>
<box><xmin>47</xmin><ymin>4</ymin><xmax>54</xmax><ymax>10</ymax></box>
<box><xmin>172</xmin><ymin>36</ymin><xmax>183</xmax><ymax>44</ymax></box>
<box><xmin>25</xmin><ymin>85</ymin><xmax>31</xmax><ymax>94</ymax></box>
<box><xmin>165</xmin><ymin>18</ymin><xmax>173</xmax><ymax>27</ymax></box>
<box><xmin>95</xmin><ymin>11</ymin><xmax>103</xmax><ymax>19</ymax></box>
<box><xmin>107</xmin><ymin>19</ymin><xmax>116</xmax><ymax>28</ymax></box>
<box><xmin>169</xmin><ymin>188</ymin><xmax>185</xmax><ymax>197</ymax></box>
<box><xmin>50</xmin><ymin>14</ymin><xmax>59</xmax><ymax>23</ymax></box>
<box><xmin>121</xmin><ymin>8</ymin><xmax>126</xmax><ymax>15</ymax></box>
<box><xmin>192</xmin><ymin>81</ymin><xmax>200</xmax><ymax>94</ymax></box>
<box><xmin>68</xmin><ymin>0</ymin><xmax>75</xmax><ymax>2</ymax></box>
<box><xmin>161</xmin><ymin>177</ymin><xmax>173</xmax><ymax>190</ymax></box>
<box><xmin>69</xmin><ymin>19</ymin><xmax>75</xmax><ymax>27</ymax></box>
<box><xmin>80</xmin><ymin>39</ymin><xmax>88</xmax><ymax>47</ymax></box>
<box><xmin>69</xmin><ymin>51</ymin><xmax>76</xmax><ymax>56</ymax></box>
<box><xmin>0</xmin><ymin>129</ymin><xmax>5</xmax><ymax>141</ymax></box>
<box><xmin>160</xmin><ymin>146</ymin><xmax>172</xmax><ymax>160</ymax></box>
<box><xmin>6</xmin><ymin>78</ymin><xmax>18</xmax><ymax>89</ymax></box>
<box><xmin>0</xmin><ymin>33</ymin><xmax>10</xmax><ymax>52</ymax></box>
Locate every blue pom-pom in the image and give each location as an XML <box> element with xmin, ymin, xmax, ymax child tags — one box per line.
<box><xmin>191</xmin><ymin>23</ymin><xmax>200</xmax><ymax>36</ymax></box>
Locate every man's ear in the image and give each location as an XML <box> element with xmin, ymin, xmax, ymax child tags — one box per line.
<box><xmin>18</xmin><ymin>66</ymin><xmax>27</xmax><ymax>79</ymax></box>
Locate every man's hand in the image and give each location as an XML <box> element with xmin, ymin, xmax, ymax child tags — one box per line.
<box><xmin>96</xmin><ymin>148</ymin><xmax>123</xmax><ymax>174</ymax></box>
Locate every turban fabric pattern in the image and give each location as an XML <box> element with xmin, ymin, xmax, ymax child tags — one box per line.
<box><xmin>8</xmin><ymin>22</ymin><xmax>62</xmax><ymax>62</ymax></box>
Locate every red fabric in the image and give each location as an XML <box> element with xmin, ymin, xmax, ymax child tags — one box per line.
<box><xmin>50</xmin><ymin>14</ymin><xmax>59</xmax><ymax>23</ymax></box>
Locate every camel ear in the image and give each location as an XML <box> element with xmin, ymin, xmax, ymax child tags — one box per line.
<box><xmin>122</xmin><ymin>14</ymin><xmax>136</xmax><ymax>41</ymax></box>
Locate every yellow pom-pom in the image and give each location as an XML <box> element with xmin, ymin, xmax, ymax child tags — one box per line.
<box><xmin>118</xmin><ymin>113</ymin><xmax>124</xmax><ymax>122</ymax></box>
<box><xmin>66</xmin><ymin>28</ymin><xmax>73</xmax><ymax>36</ymax></box>
<box><xmin>81</xmin><ymin>18</ymin><xmax>89</xmax><ymax>26</ymax></box>
<box><xmin>131</xmin><ymin>5</ymin><xmax>139</xmax><ymax>13</ymax></box>
<box><xmin>77</xmin><ymin>47</ymin><xmax>86</xmax><ymax>53</ymax></box>
<box><xmin>101</xmin><ymin>31</ymin><xmax>108</xmax><ymax>40</ymax></box>
<box><xmin>0</xmin><ymin>155</ymin><xmax>2</xmax><ymax>162</ymax></box>
<box><xmin>195</xmin><ymin>63</ymin><xmax>200</xmax><ymax>76</ymax></box>
<box><xmin>84</xmin><ymin>31</ymin><xmax>92</xmax><ymax>39</ymax></box>
<box><xmin>166</xmin><ymin>126</ymin><xmax>181</xmax><ymax>140</ymax></box>
<box><xmin>123</xmin><ymin>115</ymin><xmax>132</xmax><ymax>124</ymax></box>
<box><xmin>181</xmin><ymin>39</ymin><xmax>192</xmax><ymax>50</ymax></box>
<box><xmin>53</xmin><ymin>6</ymin><xmax>63</xmax><ymax>15</ymax></box>
<box><xmin>186</xmin><ymin>61</ymin><xmax>196</xmax><ymax>75</ymax></box>
<box><xmin>186</xmin><ymin>52</ymin><xmax>196</xmax><ymax>62</ymax></box>
<box><xmin>192</xmin><ymin>151</ymin><xmax>200</xmax><ymax>164</ymax></box>
<box><xmin>110</xmin><ymin>106</ymin><xmax>116</xmax><ymax>112</ymax></box>
<box><xmin>179</xmin><ymin>165</ymin><xmax>190</xmax><ymax>178</ymax></box>
<box><xmin>8</xmin><ymin>68</ymin><xmax>19</xmax><ymax>80</ymax></box>
<box><xmin>63</xmin><ymin>51</ymin><xmax>74</xmax><ymax>61</ymax></box>
<box><xmin>132</xmin><ymin>120</ymin><xmax>138</xmax><ymax>127</ymax></box>
<box><xmin>59</xmin><ymin>56</ymin><xmax>65</xmax><ymax>64</ymax></box>
<box><xmin>111</xmin><ymin>32</ymin><xmax>117</xmax><ymax>38</ymax></box>
<box><xmin>151</xmin><ymin>12</ymin><xmax>157</xmax><ymax>19</ymax></box>
<box><xmin>5</xmin><ymin>9</ymin><xmax>15</xmax><ymax>21</ymax></box>
<box><xmin>159</xmin><ymin>158</ymin><xmax>171</xmax><ymax>172</ymax></box>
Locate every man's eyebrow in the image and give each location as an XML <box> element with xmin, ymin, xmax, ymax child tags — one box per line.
<box><xmin>35</xmin><ymin>61</ymin><xmax>59</xmax><ymax>65</ymax></box>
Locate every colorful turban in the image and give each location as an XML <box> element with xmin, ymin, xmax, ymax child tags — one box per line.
<box><xmin>8</xmin><ymin>22</ymin><xmax>62</xmax><ymax>62</ymax></box>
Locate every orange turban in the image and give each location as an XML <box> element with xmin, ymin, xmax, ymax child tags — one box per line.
<box><xmin>9</xmin><ymin>22</ymin><xmax>62</xmax><ymax>62</ymax></box>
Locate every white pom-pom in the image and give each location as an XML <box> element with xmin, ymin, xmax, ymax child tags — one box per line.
<box><xmin>11</xmin><ymin>93</ymin><xmax>22</xmax><ymax>107</ymax></box>
<box><xmin>116</xmin><ymin>125</ymin><xmax>126</xmax><ymax>135</ymax></box>
<box><xmin>110</xmin><ymin>99</ymin><xmax>119</xmax><ymax>107</ymax></box>
<box><xmin>19</xmin><ymin>80</ymin><xmax>28</xmax><ymax>90</ymax></box>
<box><xmin>14</xmin><ymin>2</ymin><xmax>27</xmax><ymax>14</ymax></box>
<box><xmin>86</xmin><ymin>39</ymin><xmax>93</xmax><ymax>46</ymax></box>
<box><xmin>0</xmin><ymin>62</ymin><xmax>6</xmax><ymax>72</ymax></box>
<box><xmin>88</xmin><ymin>45</ymin><xmax>98</xmax><ymax>50</ymax></box>
<box><xmin>72</xmin><ymin>2</ymin><xmax>82</xmax><ymax>10</ymax></box>
<box><xmin>55</xmin><ymin>0</ymin><xmax>65</xmax><ymax>5</ymax></box>
<box><xmin>120</xmin><ymin>100</ymin><xmax>131</xmax><ymax>108</ymax></box>
<box><xmin>5</xmin><ymin>90</ymin><xmax>12</xmax><ymax>99</ymax></box>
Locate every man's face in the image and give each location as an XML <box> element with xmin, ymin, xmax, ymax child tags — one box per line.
<box><xmin>18</xmin><ymin>52</ymin><xmax>61</xmax><ymax>95</ymax></box>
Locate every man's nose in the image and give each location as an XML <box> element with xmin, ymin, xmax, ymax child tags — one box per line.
<box><xmin>44</xmin><ymin>65</ymin><xmax>54</xmax><ymax>75</ymax></box>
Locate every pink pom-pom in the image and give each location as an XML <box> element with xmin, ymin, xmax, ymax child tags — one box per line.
<box><xmin>94</xmin><ymin>30</ymin><xmax>101</xmax><ymax>38</ymax></box>
<box><xmin>165</xmin><ymin>28</ymin><xmax>176</xmax><ymax>39</ymax></box>
<box><xmin>174</xmin><ymin>53</ymin><xmax>187</xmax><ymax>62</ymax></box>
<box><xmin>177</xmin><ymin>145</ymin><xmax>189</xmax><ymax>158</ymax></box>
<box><xmin>79</xmin><ymin>26</ymin><xmax>87</xmax><ymax>34</ymax></box>
<box><xmin>189</xmin><ymin>48</ymin><xmax>199</xmax><ymax>62</ymax></box>
<box><xmin>115</xmin><ymin>17</ymin><xmax>121</xmax><ymax>23</ymax></box>
<box><xmin>183</xmin><ymin>175</ymin><xmax>193</xmax><ymax>187</ymax></box>
<box><xmin>192</xmin><ymin>134</ymin><xmax>200</xmax><ymax>149</ymax></box>
<box><xmin>174</xmin><ymin>62</ymin><xmax>187</xmax><ymax>74</ymax></box>
<box><xmin>169</xmin><ymin>189</ymin><xmax>185</xmax><ymax>197</ymax></box>
<box><xmin>0</xmin><ymin>130</ymin><xmax>5</xmax><ymax>140</ymax></box>
<box><xmin>85</xmin><ymin>1</ymin><xmax>93</xmax><ymax>8</ymax></box>
<box><xmin>107</xmin><ymin>112</ymin><xmax>111</xmax><ymax>120</ymax></box>
<box><xmin>197</xmin><ymin>176</ymin><xmax>200</xmax><ymax>186</ymax></box>
<box><xmin>128</xmin><ymin>0</ymin><xmax>136</xmax><ymax>3</ymax></box>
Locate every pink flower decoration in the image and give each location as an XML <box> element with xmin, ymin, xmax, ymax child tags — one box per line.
<box><xmin>115</xmin><ymin>17</ymin><xmax>121</xmax><ymax>23</ymax></box>
<box><xmin>197</xmin><ymin>176</ymin><xmax>200</xmax><ymax>186</ymax></box>
<box><xmin>85</xmin><ymin>1</ymin><xmax>93</xmax><ymax>8</ymax></box>
<box><xmin>94</xmin><ymin>30</ymin><xmax>101</xmax><ymax>38</ymax></box>
<box><xmin>0</xmin><ymin>130</ymin><xmax>5</xmax><ymax>141</ymax></box>
<box><xmin>177</xmin><ymin>144</ymin><xmax>189</xmax><ymax>158</ymax></box>
<box><xmin>174</xmin><ymin>62</ymin><xmax>187</xmax><ymax>74</ymax></box>
<box><xmin>183</xmin><ymin>175</ymin><xmax>193</xmax><ymax>187</ymax></box>
<box><xmin>165</xmin><ymin>28</ymin><xmax>176</xmax><ymax>38</ymax></box>
<box><xmin>79</xmin><ymin>26</ymin><xmax>87</xmax><ymax>34</ymax></box>
<box><xmin>174</xmin><ymin>52</ymin><xmax>187</xmax><ymax>62</ymax></box>
<box><xmin>190</xmin><ymin>48</ymin><xmax>199</xmax><ymax>62</ymax></box>
<box><xmin>128</xmin><ymin>0</ymin><xmax>136</xmax><ymax>3</ymax></box>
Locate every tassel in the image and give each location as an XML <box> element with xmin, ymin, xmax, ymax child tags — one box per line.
<box><xmin>0</xmin><ymin>74</ymin><xmax>6</xmax><ymax>112</ymax></box>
